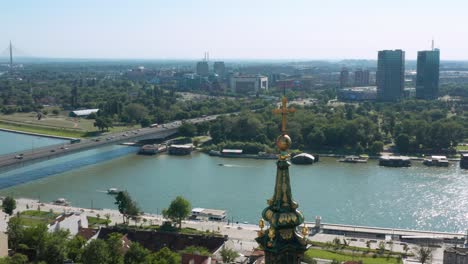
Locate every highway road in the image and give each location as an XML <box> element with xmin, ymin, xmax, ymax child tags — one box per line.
<box><xmin>0</xmin><ymin>115</ymin><xmax>219</xmax><ymax>173</ymax></box>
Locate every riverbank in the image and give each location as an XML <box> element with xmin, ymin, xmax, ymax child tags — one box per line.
<box><xmin>0</xmin><ymin>197</ymin><xmax>454</xmax><ymax>263</ymax></box>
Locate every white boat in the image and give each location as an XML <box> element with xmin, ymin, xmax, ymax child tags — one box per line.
<box><xmin>107</xmin><ymin>188</ymin><xmax>119</xmax><ymax>194</ymax></box>
<box><xmin>53</xmin><ymin>198</ymin><xmax>69</xmax><ymax>206</ymax></box>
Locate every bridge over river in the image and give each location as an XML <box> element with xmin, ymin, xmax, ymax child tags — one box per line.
<box><xmin>0</xmin><ymin>115</ymin><xmax>218</xmax><ymax>173</ymax></box>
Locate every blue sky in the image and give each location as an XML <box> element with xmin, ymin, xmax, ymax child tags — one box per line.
<box><xmin>1</xmin><ymin>0</ymin><xmax>467</xmax><ymax>60</ymax></box>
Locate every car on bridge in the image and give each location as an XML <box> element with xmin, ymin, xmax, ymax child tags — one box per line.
<box><xmin>14</xmin><ymin>154</ymin><xmax>24</xmax><ymax>159</ymax></box>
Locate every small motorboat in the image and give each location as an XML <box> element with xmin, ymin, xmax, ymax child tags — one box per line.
<box><xmin>107</xmin><ymin>188</ymin><xmax>119</xmax><ymax>195</ymax></box>
<box><xmin>53</xmin><ymin>198</ymin><xmax>70</xmax><ymax>206</ymax></box>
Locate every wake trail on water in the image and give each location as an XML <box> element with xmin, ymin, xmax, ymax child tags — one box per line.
<box><xmin>218</xmin><ymin>164</ymin><xmax>258</xmax><ymax>168</ymax></box>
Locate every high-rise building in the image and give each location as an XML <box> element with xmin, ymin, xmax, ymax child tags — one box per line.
<box><xmin>196</xmin><ymin>61</ymin><xmax>209</xmax><ymax>76</ymax></box>
<box><xmin>416</xmin><ymin>49</ymin><xmax>440</xmax><ymax>100</ymax></box>
<box><xmin>339</xmin><ymin>68</ymin><xmax>349</xmax><ymax>88</ymax></box>
<box><xmin>213</xmin><ymin>61</ymin><xmax>225</xmax><ymax>76</ymax></box>
<box><xmin>377</xmin><ymin>50</ymin><xmax>405</xmax><ymax>101</ymax></box>
<box><xmin>354</xmin><ymin>69</ymin><xmax>370</xmax><ymax>86</ymax></box>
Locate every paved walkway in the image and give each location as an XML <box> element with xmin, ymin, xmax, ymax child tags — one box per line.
<box><xmin>0</xmin><ymin>198</ymin><xmax>450</xmax><ymax>264</ymax></box>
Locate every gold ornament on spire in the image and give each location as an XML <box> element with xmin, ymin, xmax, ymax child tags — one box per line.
<box><xmin>273</xmin><ymin>97</ymin><xmax>295</xmax><ymax>155</ymax></box>
<box><xmin>273</xmin><ymin>97</ymin><xmax>296</xmax><ymax>134</ymax></box>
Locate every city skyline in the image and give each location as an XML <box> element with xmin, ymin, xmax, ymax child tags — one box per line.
<box><xmin>1</xmin><ymin>0</ymin><xmax>467</xmax><ymax>60</ymax></box>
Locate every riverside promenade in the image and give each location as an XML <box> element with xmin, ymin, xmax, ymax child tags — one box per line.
<box><xmin>1</xmin><ymin>198</ymin><xmax>465</xmax><ymax>264</ymax></box>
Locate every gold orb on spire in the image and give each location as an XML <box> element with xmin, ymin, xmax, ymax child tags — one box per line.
<box><xmin>276</xmin><ymin>134</ymin><xmax>292</xmax><ymax>151</ymax></box>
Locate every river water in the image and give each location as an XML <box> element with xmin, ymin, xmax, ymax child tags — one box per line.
<box><xmin>0</xmin><ymin>131</ymin><xmax>68</xmax><ymax>155</ymax></box>
<box><xmin>0</xmin><ymin>132</ymin><xmax>467</xmax><ymax>233</ymax></box>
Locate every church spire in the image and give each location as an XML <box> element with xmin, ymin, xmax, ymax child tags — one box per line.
<box><xmin>256</xmin><ymin>96</ymin><xmax>308</xmax><ymax>264</ymax></box>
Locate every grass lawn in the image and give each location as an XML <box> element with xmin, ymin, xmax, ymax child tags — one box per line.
<box><xmin>456</xmin><ymin>145</ymin><xmax>468</xmax><ymax>151</ymax></box>
<box><xmin>0</xmin><ymin>120</ymin><xmax>86</xmax><ymax>138</ymax></box>
<box><xmin>305</xmin><ymin>248</ymin><xmax>401</xmax><ymax>264</ymax></box>
<box><xmin>12</xmin><ymin>210</ymin><xmax>60</xmax><ymax>227</ymax></box>
<box><xmin>0</xmin><ymin>112</ymin><xmax>141</xmax><ymax>138</ymax></box>
<box><xmin>87</xmin><ymin>216</ymin><xmax>111</xmax><ymax>227</ymax></box>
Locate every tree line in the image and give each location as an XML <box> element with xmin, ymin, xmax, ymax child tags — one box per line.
<box><xmin>205</xmin><ymin>100</ymin><xmax>467</xmax><ymax>154</ymax></box>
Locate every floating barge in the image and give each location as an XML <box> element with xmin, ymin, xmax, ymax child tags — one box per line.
<box><xmin>168</xmin><ymin>144</ymin><xmax>193</xmax><ymax>155</ymax></box>
<box><xmin>423</xmin><ymin>155</ymin><xmax>449</xmax><ymax>167</ymax></box>
<box><xmin>138</xmin><ymin>144</ymin><xmax>167</xmax><ymax>155</ymax></box>
<box><xmin>379</xmin><ymin>156</ymin><xmax>411</xmax><ymax>167</ymax></box>
<box><xmin>338</xmin><ymin>155</ymin><xmax>368</xmax><ymax>163</ymax></box>
<box><xmin>461</xmin><ymin>153</ymin><xmax>468</xmax><ymax>169</ymax></box>
<box><xmin>208</xmin><ymin>150</ymin><xmax>277</xmax><ymax>159</ymax></box>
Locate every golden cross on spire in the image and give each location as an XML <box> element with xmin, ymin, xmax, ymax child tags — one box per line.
<box><xmin>273</xmin><ymin>96</ymin><xmax>295</xmax><ymax>133</ymax></box>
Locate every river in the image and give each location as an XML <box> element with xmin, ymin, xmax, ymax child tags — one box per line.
<box><xmin>0</xmin><ymin>131</ymin><xmax>467</xmax><ymax>233</ymax></box>
<box><xmin>0</xmin><ymin>130</ymin><xmax>68</xmax><ymax>155</ymax></box>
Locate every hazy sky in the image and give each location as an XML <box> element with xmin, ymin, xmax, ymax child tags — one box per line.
<box><xmin>1</xmin><ymin>0</ymin><xmax>467</xmax><ymax>60</ymax></box>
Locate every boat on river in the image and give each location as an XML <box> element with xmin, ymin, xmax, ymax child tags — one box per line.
<box><xmin>423</xmin><ymin>155</ymin><xmax>449</xmax><ymax>167</ymax></box>
<box><xmin>379</xmin><ymin>156</ymin><xmax>411</xmax><ymax>167</ymax></box>
<box><xmin>338</xmin><ymin>155</ymin><xmax>368</xmax><ymax>163</ymax></box>
<box><xmin>53</xmin><ymin>198</ymin><xmax>69</xmax><ymax>206</ymax></box>
<box><xmin>107</xmin><ymin>188</ymin><xmax>119</xmax><ymax>194</ymax></box>
<box><xmin>291</xmin><ymin>153</ymin><xmax>315</xmax><ymax>165</ymax></box>
<box><xmin>460</xmin><ymin>153</ymin><xmax>468</xmax><ymax>169</ymax></box>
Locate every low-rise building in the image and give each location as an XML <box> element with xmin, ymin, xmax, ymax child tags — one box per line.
<box><xmin>168</xmin><ymin>144</ymin><xmax>193</xmax><ymax>155</ymax></box>
<box><xmin>69</xmin><ymin>109</ymin><xmax>99</xmax><ymax>117</ymax></box>
<box><xmin>337</xmin><ymin>86</ymin><xmax>377</xmax><ymax>101</ymax></box>
<box><xmin>191</xmin><ymin>208</ymin><xmax>227</xmax><ymax>221</ymax></box>
<box><xmin>48</xmin><ymin>212</ymin><xmax>88</xmax><ymax>236</ymax></box>
<box><xmin>230</xmin><ymin>75</ymin><xmax>268</xmax><ymax>94</ymax></box>
<box><xmin>444</xmin><ymin>247</ymin><xmax>468</xmax><ymax>264</ymax></box>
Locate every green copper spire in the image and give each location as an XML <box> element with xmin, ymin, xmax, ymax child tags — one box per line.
<box><xmin>256</xmin><ymin>96</ymin><xmax>308</xmax><ymax>264</ymax></box>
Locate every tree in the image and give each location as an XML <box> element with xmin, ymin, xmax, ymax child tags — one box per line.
<box><xmin>395</xmin><ymin>134</ymin><xmax>410</xmax><ymax>153</ymax></box>
<box><xmin>306</xmin><ymin>129</ymin><xmax>325</xmax><ymax>149</ymax></box>
<box><xmin>378</xmin><ymin>241</ymin><xmax>386</xmax><ymax>255</ymax></box>
<box><xmin>414</xmin><ymin>246</ymin><xmax>433</xmax><ymax>264</ymax></box>
<box><xmin>140</xmin><ymin>118</ymin><xmax>151</xmax><ymax>128</ymax></box>
<box><xmin>124</xmin><ymin>242</ymin><xmax>150</xmax><ymax>264</ymax></box>
<box><xmin>180</xmin><ymin>246</ymin><xmax>211</xmax><ymax>257</ymax></box>
<box><xmin>369</xmin><ymin>141</ymin><xmax>384</xmax><ymax>155</ymax></box>
<box><xmin>2</xmin><ymin>196</ymin><xmax>16</xmax><ymax>216</ymax></box>
<box><xmin>22</xmin><ymin>223</ymin><xmax>48</xmax><ymax>261</ymax></box>
<box><xmin>7</xmin><ymin>217</ymin><xmax>24</xmax><ymax>252</ymax></box>
<box><xmin>67</xmin><ymin>235</ymin><xmax>86</xmax><ymax>263</ymax></box>
<box><xmin>6</xmin><ymin>253</ymin><xmax>28</xmax><ymax>264</ymax></box>
<box><xmin>219</xmin><ymin>247</ymin><xmax>239</xmax><ymax>263</ymax></box>
<box><xmin>178</xmin><ymin>123</ymin><xmax>197</xmax><ymax>137</ymax></box>
<box><xmin>402</xmin><ymin>243</ymin><xmax>409</xmax><ymax>256</ymax></box>
<box><xmin>115</xmin><ymin>191</ymin><xmax>140</xmax><ymax>224</ymax></box>
<box><xmin>146</xmin><ymin>247</ymin><xmax>180</xmax><ymax>264</ymax></box>
<box><xmin>82</xmin><ymin>239</ymin><xmax>110</xmax><ymax>264</ymax></box>
<box><xmin>104</xmin><ymin>213</ymin><xmax>111</xmax><ymax>227</ymax></box>
<box><xmin>106</xmin><ymin>233</ymin><xmax>124</xmax><ymax>264</ymax></box>
<box><xmin>162</xmin><ymin>196</ymin><xmax>191</xmax><ymax>230</ymax></box>
<box><xmin>40</xmin><ymin>230</ymin><xmax>69</xmax><ymax>264</ymax></box>
<box><xmin>94</xmin><ymin>116</ymin><xmax>113</xmax><ymax>132</ymax></box>
<box><xmin>124</xmin><ymin>103</ymin><xmax>148</xmax><ymax>123</ymax></box>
